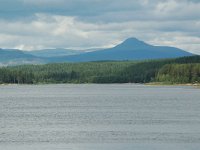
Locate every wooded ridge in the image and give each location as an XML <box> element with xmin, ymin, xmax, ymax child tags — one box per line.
<box><xmin>0</xmin><ymin>56</ymin><xmax>200</xmax><ymax>84</ymax></box>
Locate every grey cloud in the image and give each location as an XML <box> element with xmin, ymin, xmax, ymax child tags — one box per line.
<box><xmin>0</xmin><ymin>14</ymin><xmax>199</xmax><ymax>54</ymax></box>
<box><xmin>0</xmin><ymin>0</ymin><xmax>200</xmax><ymax>22</ymax></box>
<box><xmin>0</xmin><ymin>0</ymin><xmax>199</xmax><ymax>54</ymax></box>
<box><xmin>0</xmin><ymin>0</ymin><xmax>199</xmax><ymax>24</ymax></box>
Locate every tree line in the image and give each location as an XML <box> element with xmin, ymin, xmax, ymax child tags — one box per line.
<box><xmin>0</xmin><ymin>56</ymin><xmax>200</xmax><ymax>84</ymax></box>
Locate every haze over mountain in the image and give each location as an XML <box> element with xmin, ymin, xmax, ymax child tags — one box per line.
<box><xmin>25</xmin><ymin>49</ymin><xmax>89</xmax><ymax>58</ymax></box>
<box><xmin>0</xmin><ymin>38</ymin><xmax>195</xmax><ymax>65</ymax></box>
<box><xmin>0</xmin><ymin>48</ymin><xmax>44</xmax><ymax>66</ymax></box>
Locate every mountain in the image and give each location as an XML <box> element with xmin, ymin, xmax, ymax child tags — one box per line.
<box><xmin>0</xmin><ymin>48</ymin><xmax>44</xmax><ymax>66</ymax></box>
<box><xmin>48</xmin><ymin>38</ymin><xmax>193</xmax><ymax>62</ymax></box>
<box><xmin>0</xmin><ymin>38</ymin><xmax>195</xmax><ymax>65</ymax></box>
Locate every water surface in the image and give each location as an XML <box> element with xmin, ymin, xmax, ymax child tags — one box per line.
<box><xmin>0</xmin><ymin>84</ymin><xmax>200</xmax><ymax>150</ymax></box>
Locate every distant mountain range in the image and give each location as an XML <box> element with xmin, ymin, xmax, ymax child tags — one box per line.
<box><xmin>0</xmin><ymin>38</ymin><xmax>194</xmax><ymax>66</ymax></box>
<box><xmin>0</xmin><ymin>48</ymin><xmax>44</xmax><ymax>66</ymax></box>
<box><xmin>23</xmin><ymin>48</ymin><xmax>94</xmax><ymax>57</ymax></box>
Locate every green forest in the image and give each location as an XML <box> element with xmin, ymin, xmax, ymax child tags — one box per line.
<box><xmin>0</xmin><ymin>56</ymin><xmax>200</xmax><ymax>84</ymax></box>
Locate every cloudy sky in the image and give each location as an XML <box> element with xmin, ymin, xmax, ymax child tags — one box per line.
<box><xmin>0</xmin><ymin>0</ymin><xmax>200</xmax><ymax>54</ymax></box>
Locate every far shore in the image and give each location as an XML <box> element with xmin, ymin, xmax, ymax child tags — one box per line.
<box><xmin>0</xmin><ymin>82</ymin><xmax>200</xmax><ymax>88</ymax></box>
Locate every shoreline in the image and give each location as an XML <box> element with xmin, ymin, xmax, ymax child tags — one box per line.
<box><xmin>145</xmin><ymin>82</ymin><xmax>200</xmax><ymax>87</ymax></box>
<box><xmin>0</xmin><ymin>82</ymin><xmax>199</xmax><ymax>87</ymax></box>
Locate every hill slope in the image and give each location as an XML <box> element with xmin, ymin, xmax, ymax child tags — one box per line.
<box><xmin>48</xmin><ymin>38</ymin><xmax>193</xmax><ymax>62</ymax></box>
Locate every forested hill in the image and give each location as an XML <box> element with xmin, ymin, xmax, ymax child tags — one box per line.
<box><xmin>0</xmin><ymin>55</ymin><xmax>200</xmax><ymax>84</ymax></box>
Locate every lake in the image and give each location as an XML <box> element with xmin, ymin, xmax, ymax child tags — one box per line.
<box><xmin>0</xmin><ymin>84</ymin><xmax>200</xmax><ymax>150</ymax></box>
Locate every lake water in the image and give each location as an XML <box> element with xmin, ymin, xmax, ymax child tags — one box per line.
<box><xmin>0</xmin><ymin>84</ymin><xmax>200</xmax><ymax>150</ymax></box>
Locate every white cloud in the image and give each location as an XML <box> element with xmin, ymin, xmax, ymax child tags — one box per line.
<box><xmin>0</xmin><ymin>14</ymin><xmax>121</xmax><ymax>50</ymax></box>
<box><xmin>148</xmin><ymin>33</ymin><xmax>200</xmax><ymax>54</ymax></box>
<box><xmin>156</xmin><ymin>0</ymin><xmax>178</xmax><ymax>14</ymax></box>
<box><xmin>153</xmin><ymin>0</ymin><xmax>200</xmax><ymax>20</ymax></box>
<box><xmin>0</xmin><ymin>0</ymin><xmax>199</xmax><ymax>54</ymax></box>
<box><xmin>0</xmin><ymin>13</ymin><xmax>199</xmax><ymax>54</ymax></box>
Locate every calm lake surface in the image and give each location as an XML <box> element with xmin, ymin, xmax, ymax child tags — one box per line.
<box><xmin>0</xmin><ymin>84</ymin><xmax>200</xmax><ymax>150</ymax></box>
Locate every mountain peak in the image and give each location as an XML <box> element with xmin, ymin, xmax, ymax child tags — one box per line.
<box><xmin>124</xmin><ymin>37</ymin><xmax>142</xmax><ymax>42</ymax></box>
<box><xmin>116</xmin><ymin>37</ymin><xmax>150</xmax><ymax>49</ymax></box>
<box><xmin>124</xmin><ymin>37</ymin><xmax>149</xmax><ymax>45</ymax></box>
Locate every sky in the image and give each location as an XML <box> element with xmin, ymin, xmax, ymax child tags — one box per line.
<box><xmin>0</xmin><ymin>0</ymin><xmax>200</xmax><ymax>54</ymax></box>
